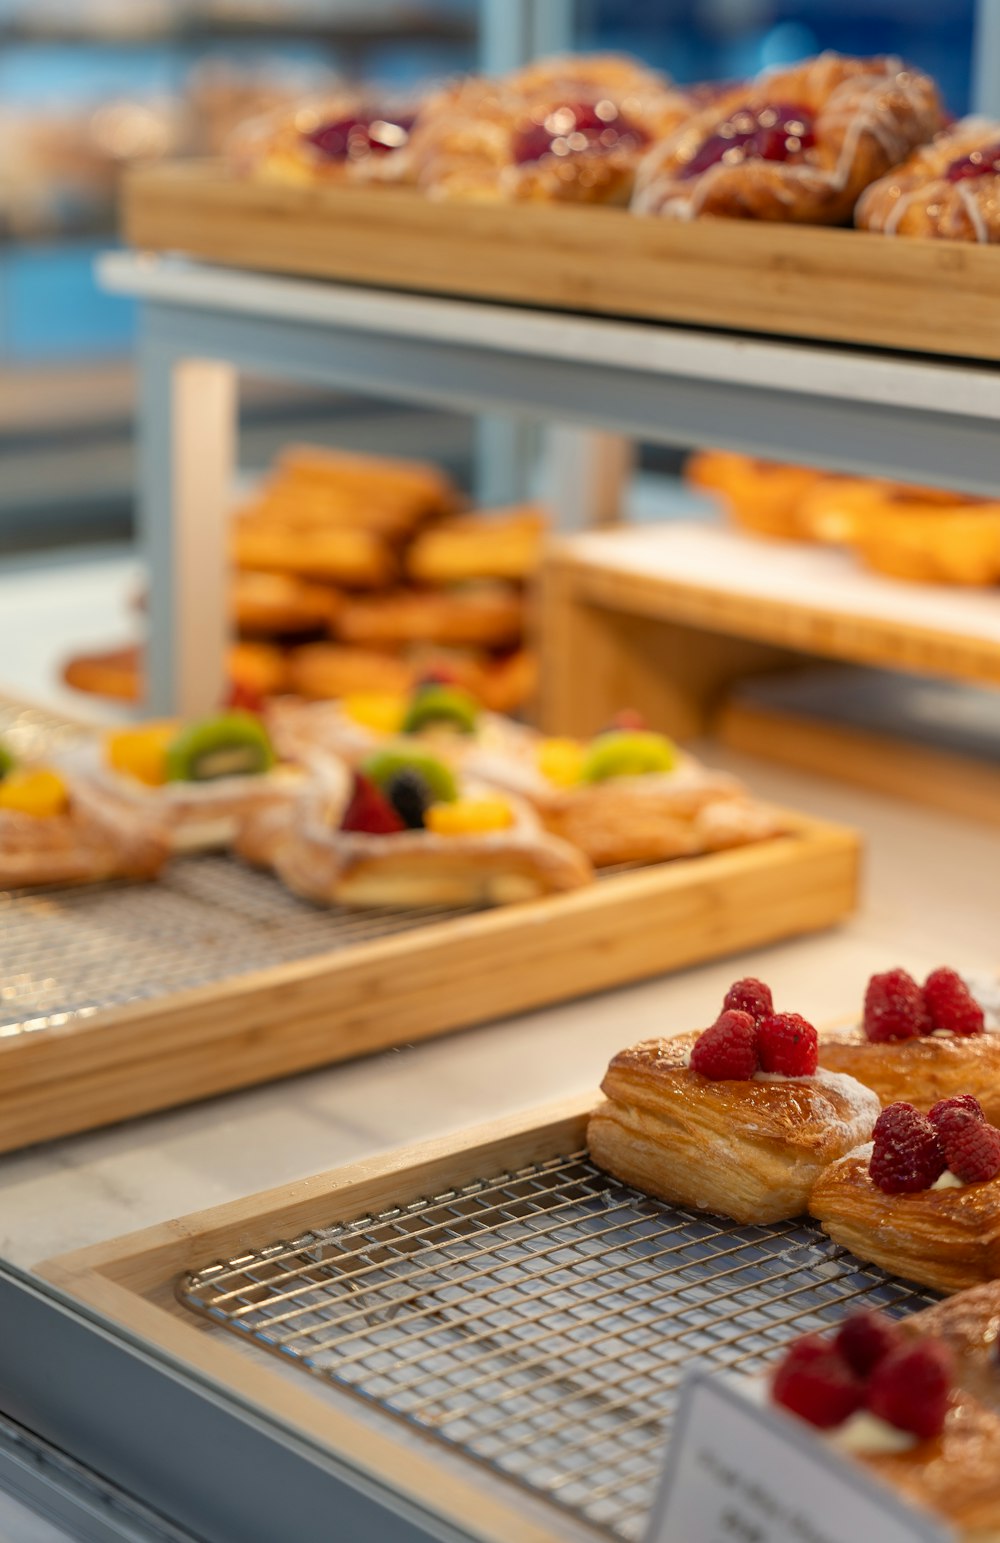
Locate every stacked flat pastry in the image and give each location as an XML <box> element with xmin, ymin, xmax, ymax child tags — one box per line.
<box><xmin>688</xmin><ymin>450</ymin><xmax>1000</xmax><ymax>586</ymax></box>
<box><xmin>62</xmin><ymin>445</ymin><xmax>544</xmax><ymax>717</ymax></box>
<box><xmin>0</xmin><ymin>691</ymin><xmax>787</xmax><ymax>908</ymax></box>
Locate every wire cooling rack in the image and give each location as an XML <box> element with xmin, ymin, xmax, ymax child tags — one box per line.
<box><xmin>179</xmin><ymin>1151</ymin><xmax>938</xmax><ymax>1542</ymax></box>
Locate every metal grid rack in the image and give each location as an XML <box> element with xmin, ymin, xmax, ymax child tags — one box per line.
<box><xmin>180</xmin><ymin>1151</ymin><xmax>937</xmax><ymax>1543</ymax></box>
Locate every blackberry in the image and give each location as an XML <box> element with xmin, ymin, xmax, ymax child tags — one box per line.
<box><xmin>386</xmin><ymin>768</ymin><xmax>433</xmax><ymax>830</ymax></box>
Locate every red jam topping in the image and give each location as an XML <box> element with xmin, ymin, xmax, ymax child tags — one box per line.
<box><xmin>304</xmin><ymin>111</ymin><xmax>415</xmax><ymax>163</ymax></box>
<box><xmin>946</xmin><ymin>141</ymin><xmax>1000</xmax><ymax>182</ymax></box>
<box><xmin>682</xmin><ymin>102</ymin><xmax>816</xmax><ymax>179</ymax></box>
<box><xmin>512</xmin><ymin>99</ymin><xmax>648</xmax><ymax>166</ymax></box>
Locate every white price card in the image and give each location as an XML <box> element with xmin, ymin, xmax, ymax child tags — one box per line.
<box><xmin>645</xmin><ymin>1373</ymin><xmax>953</xmax><ymax>1543</ymax></box>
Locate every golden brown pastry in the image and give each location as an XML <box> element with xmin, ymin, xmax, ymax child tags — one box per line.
<box><xmin>907</xmin><ymin>1281</ymin><xmax>1000</xmax><ymax>1414</ymax></box>
<box><xmin>237</xmin><ymin>755</ymin><xmax>592</xmax><ymax>909</ymax></box>
<box><xmin>284</xmin><ymin>642</ymin><xmax>537</xmax><ymax>716</ymax></box>
<box><xmin>0</xmin><ymin>756</ymin><xmax>169</xmax><ymax>888</ymax></box>
<box><xmin>336</xmin><ymin>586</ymin><xmax>524</xmax><ymax>650</ymax></box>
<box><xmin>233</xmin><ymin>516</ymin><xmax>395</xmax><ymax>589</ymax></box>
<box><xmin>471</xmin><ymin>723</ymin><xmax>785</xmax><ymax>867</ymax></box>
<box><xmin>408</xmin><ymin>55</ymin><xmax>692</xmax><ymax>206</ymax></box>
<box><xmin>62</xmin><ymin>641</ymin><xmax>288</xmax><ymax>704</ymax></box>
<box><xmin>686</xmin><ymin>450</ymin><xmax>826</xmax><ymax>539</ymax></box>
<box><xmin>633</xmin><ymin>54</ymin><xmax>944</xmax><ymax>224</ymax></box>
<box><xmin>406</xmin><ymin>504</ymin><xmax>546</xmax><ymax>585</ymax></box>
<box><xmin>857</xmin><ymin>115</ymin><xmax>1000</xmax><ymax>242</ymax></box>
<box><xmin>808</xmin><ymin>1123</ymin><xmax>1000</xmax><ymax>1302</ymax></box>
<box><xmin>588</xmin><ymin>1030</ymin><xmax>879</xmax><ymax>1224</ymax></box>
<box><xmin>231</xmin><ymin>572</ymin><xmax>341</xmax><ymax>638</ymax></box>
<box><xmin>228</xmin><ymin>92</ymin><xmax>418</xmax><ymax>188</ymax></box>
<box><xmin>819</xmin><ymin>967</ymin><xmax>1000</xmax><ymax>1125</ymax></box>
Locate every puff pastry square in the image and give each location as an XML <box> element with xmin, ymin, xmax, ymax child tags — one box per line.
<box><xmin>810</xmin><ymin>1147</ymin><xmax>1000</xmax><ymax>1294</ymax></box>
<box><xmin>587</xmin><ymin>1033</ymin><xmax>879</xmax><ymax>1224</ymax></box>
<box><xmin>819</xmin><ymin>1028</ymin><xmax>1000</xmax><ymax>1129</ymax></box>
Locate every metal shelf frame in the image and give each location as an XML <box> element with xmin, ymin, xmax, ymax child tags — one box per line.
<box><xmin>100</xmin><ymin>249</ymin><xmax>1000</xmax><ymax>715</ymax></box>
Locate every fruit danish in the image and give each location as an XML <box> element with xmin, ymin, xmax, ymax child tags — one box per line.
<box><xmin>857</xmin><ymin>115</ymin><xmax>1000</xmax><ymax>242</ymax></box>
<box><xmin>408</xmin><ymin>54</ymin><xmax>692</xmax><ymax>206</ymax></box>
<box><xmin>908</xmin><ymin>1279</ymin><xmax>1000</xmax><ymax>1414</ymax></box>
<box><xmin>809</xmin><ymin>1098</ymin><xmax>1000</xmax><ymax>1293</ymax></box>
<box><xmin>587</xmin><ymin>981</ymin><xmax>879</xmax><ymax>1224</ymax></box>
<box><xmin>686</xmin><ymin>451</ymin><xmax>825</xmax><ymax>539</ymax></box>
<box><xmin>229</xmin><ymin>92</ymin><xmax>417</xmax><ymax>188</ymax></box>
<box><xmin>0</xmin><ymin>742</ymin><xmax>169</xmax><ymax>888</ymax></box>
<box><xmin>283</xmin><ymin>644</ymin><xmax>538</xmax><ymax>716</ymax></box>
<box><xmin>236</xmin><ymin>748</ymin><xmax>592</xmax><ymax>909</ymax></box>
<box><xmin>819</xmin><ymin>968</ymin><xmax>1000</xmax><ymax>1127</ymax></box>
<box><xmin>471</xmin><ymin>719</ymin><xmax>785</xmax><ymax>867</ymax></box>
<box><xmin>769</xmin><ymin>1309</ymin><xmax>1000</xmax><ymax>1541</ymax></box>
<box><xmin>69</xmin><ymin>711</ymin><xmax>305</xmax><ymax>853</ymax></box>
<box><xmin>633</xmin><ymin>53</ymin><xmax>944</xmax><ymax>224</ymax></box>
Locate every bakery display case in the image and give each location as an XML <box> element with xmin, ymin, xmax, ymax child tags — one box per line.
<box><xmin>6</xmin><ymin>7</ymin><xmax>1000</xmax><ymax>1541</ymax></box>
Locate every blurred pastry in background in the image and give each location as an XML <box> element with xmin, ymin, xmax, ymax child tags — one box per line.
<box><xmin>857</xmin><ymin>116</ymin><xmax>1000</xmax><ymax>243</ymax></box>
<box><xmin>63</xmin><ymin>641</ymin><xmax>288</xmax><ymax>704</ymax></box>
<box><xmin>406</xmin><ymin>504</ymin><xmax>545</xmax><ymax>584</ymax></box>
<box><xmin>686</xmin><ymin>450</ymin><xmax>824</xmax><ymax>539</ymax></box>
<box><xmin>228</xmin><ymin>90</ymin><xmax>419</xmax><ymax>187</ymax></box>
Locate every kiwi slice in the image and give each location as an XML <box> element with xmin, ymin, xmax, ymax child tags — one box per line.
<box><xmin>402</xmin><ymin>685</ymin><xmax>480</xmax><ymax>736</ymax></box>
<box><xmin>580</xmin><ymin>730</ymin><xmax>679</xmax><ymax>784</ymax></box>
<box><xmin>165</xmin><ymin>712</ymin><xmax>276</xmax><ymax>783</ymax></box>
<box><xmin>0</xmin><ymin>742</ymin><xmax>15</xmax><ymax>781</ymax></box>
<box><xmin>362</xmin><ymin>747</ymin><xmax>458</xmax><ymax>804</ymax></box>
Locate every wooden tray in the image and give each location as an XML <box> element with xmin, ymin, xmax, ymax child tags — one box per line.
<box><xmin>40</xmin><ymin>1094</ymin><xmax>935</xmax><ymax>1543</ymax></box>
<box><xmin>0</xmin><ymin>808</ymin><xmax>858</xmax><ymax>1154</ymax></box>
<box><xmin>125</xmin><ymin>161</ymin><xmax>1000</xmax><ymax>362</ymax></box>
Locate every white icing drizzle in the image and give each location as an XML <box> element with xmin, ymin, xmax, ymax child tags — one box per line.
<box><xmin>956</xmin><ymin>178</ymin><xmax>990</xmax><ymax>243</ymax></box>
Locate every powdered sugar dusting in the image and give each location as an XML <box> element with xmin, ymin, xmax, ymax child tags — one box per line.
<box><xmin>757</xmin><ymin>1067</ymin><xmax>879</xmax><ymax>1141</ymax></box>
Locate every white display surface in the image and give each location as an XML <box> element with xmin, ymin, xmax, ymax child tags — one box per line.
<box><xmin>568</xmin><ymin>523</ymin><xmax>1000</xmax><ymax>646</ymax></box>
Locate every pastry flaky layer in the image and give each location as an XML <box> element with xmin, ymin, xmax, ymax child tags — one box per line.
<box><xmin>236</xmin><ymin>766</ymin><xmax>593</xmax><ymax>909</ymax></box>
<box><xmin>857</xmin><ymin>115</ymin><xmax>1000</xmax><ymax>242</ymax></box>
<box><xmin>907</xmin><ymin>1280</ymin><xmax>1000</xmax><ymax>1415</ymax></box>
<box><xmin>859</xmin><ymin>1390</ymin><xmax>1000</xmax><ymax>1541</ymax></box>
<box><xmin>0</xmin><ymin>774</ymin><xmax>170</xmax><ymax>889</ymax></box>
<box><xmin>587</xmin><ymin>1033</ymin><xmax>879</xmax><ymax>1224</ymax></box>
<box><xmin>819</xmin><ymin>1028</ymin><xmax>1000</xmax><ymax>1128</ymax></box>
<box><xmin>809</xmin><ymin>1151</ymin><xmax>1000</xmax><ymax>1295</ymax></box>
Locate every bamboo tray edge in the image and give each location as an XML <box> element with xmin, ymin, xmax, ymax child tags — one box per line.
<box><xmin>124</xmin><ymin>161</ymin><xmax>1000</xmax><ymax>361</ymax></box>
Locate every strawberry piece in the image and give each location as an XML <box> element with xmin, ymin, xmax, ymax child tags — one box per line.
<box><xmin>340</xmin><ymin>773</ymin><xmax>405</xmax><ymax>835</ymax></box>
<box><xmin>929</xmin><ymin>1094</ymin><xmax>985</xmax><ymax>1138</ymax></box>
<box><xmin>689</xmin><ymin>1010</ymin><xmax>758</xmax><ymax>1081</ymax></box>
<box><xmin>866</xmin><ymin>1341</ymin><xmax>952</xmax><ymax>1440</ymax></box>
<box><xmin>757</xmin><ymin>1012</ymin><xmax>818</xmax><ymax>1077</ymax></box>
<box><xmin>835</xmin><ymin>1311</ymin><xmax>901</xmax><ymax>1378</ymax></box>
<box><xmin>772</xmin><ymin>1334</ymin><xmax>863</xmax><ymax>1429</ymax></box>
<box><xmin>723</xmin><ymin>976</ymin><xmax>773</xmax><ymax>1023</ymax></box>
<box><xmin>940</xmin><ymin>1111</ymin><xmax>1000</xmax><ymax>1184</ymax></box>
<box><xmin>863</xmin><ymin>968</ymin><xmax>931</xmax><ymax>1042</ymax></box>
<box><xmin>223</xmin><ymin>680</ymin><xmax>266</xmax><ymax>717</ymax></box>
<box><xmin>869</xmin><ymin>1102</ymin><xmax>946</xmax><ymax>1193</ymax></box>
<box><xmin>923</xmin><ymin>967</ymin><xmax>985</xmax><ymax>1037</ymax></box>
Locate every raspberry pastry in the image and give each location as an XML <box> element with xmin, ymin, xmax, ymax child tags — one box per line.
<box><xmin>471</xmin><ymin>720</ymin><xmax>786</xmax><ymax>867</ymax></box>
<box><xmin>809</xmin><ymin>1099</ymin><xmax>1000</xmax><ymax>1293</ymax></box>
<box><xmin>0</xmin><ymin>743</ymin><xmax>168</xmax><ymax>888</ymax></box>
<box><xmin>410</xmin><ymin>55</ymin><xmax>692</xmax><ymax>206</ymax></box>
<box><xmin>229</xmin><ymin>93</ymin><xmax>417</xmax><ymax>187</ymax></box>
<box><xmin>908</xmin><ymin>1279</ymin><xmax>1000</xmax><ymax>1413</ymax></box>
<box><xmin>237</xmin><ymin>749</ymin><xmax>592</xmax><ymax>909</ymax></box>
<box><xmin>69</xmin><ymin>712</ymin><xmax>306</xmax><ymax>854</ymax></box>
<box><xmin>633</xmin><ymin>53</ymin><xmax>944</xmax><ymax>224</ymax></box>
<box><xmin>820</xmin><ymin>968</ymin><xmax>1000</xmax><ymax>1127</ymax></box>
<box><xmin>587</xmin><ymin>990</ymin><xmax>879</xmax><ymax>1224</ymax></box>
<box><xmin>858</xmin><ymin>116</ymin><xmax>1000</xmax><ymax>242</ymax></box>
<box><xmin>770</xmin><ymin>1310</ymin><xmax>1000</xmax><ymax>1541</ymax></box>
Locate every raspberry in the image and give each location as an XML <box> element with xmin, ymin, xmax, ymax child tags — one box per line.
<box><xmin>866</xmin><ymin>1342</ymin><xmax>952</xmax><ymax>1440</ymax></box>
<box><xmin>772</xmin><ymin>1334</ymin><xmax>863</xmax><ymax>1429</ymax></box>
<box><xmin>869</xmin><ymin>1103</ymin><xmax>946</xmax><ymax>1194</ymax></box>
<box><xmin>929</xmin><ymin>1094</ymin><xmax>985</xmax><ymax>1138</ymax></box>
<box><xmin>690</xmin><ymin>1010</ymin><xmax>758</xmax><ymax>1081</ymax></box>
<box><xmin>834</xmin><ymin>1311</ymin><xmax>901</xmax><ymax>1378</ymax></box>
<box><xmin>923</xmin><ymin>967</ymin><xmax>985</xmax><ymax>1037</ymax></box>
<box><xmin>863</xmin><ymin>968</ymin><xmax>931</xmax><ymax>1042</ymax></box>
<box><xmin>757</xmin><ymin>1012</ymin><xmax>818</xmax><ymax>1077</ymax></box>
<box><xmin>340</xmin><ymin>773</ymin><xmax>405</xmax><ymax>835</ymax></box>
<box><xmin>723</xmin><ymin>977</ymin><xmax>773</xmax><ymax>1022</ymax></box>
<box><xmin>940</xmin><ymin>1111</ymin><xmax>1000</xmax><ymax>1184</ymax></box>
